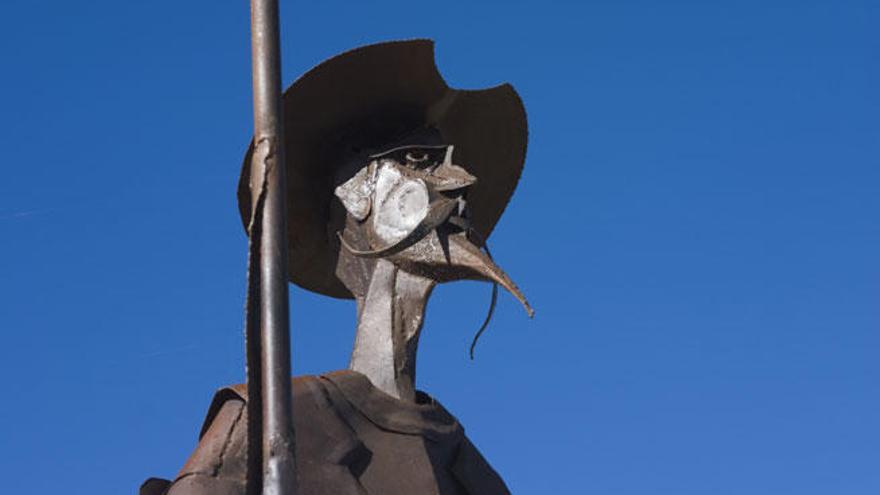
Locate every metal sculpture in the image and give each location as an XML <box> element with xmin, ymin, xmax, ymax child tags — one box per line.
<box><xmin>143</xmin><ymin>39</ymin><xmax>531</xmax><ymax>495</ymax></box>
<box><xmin>336</xmin><ymin>143</ymin><xmax>533</xmax><ymax>401</ymax></box>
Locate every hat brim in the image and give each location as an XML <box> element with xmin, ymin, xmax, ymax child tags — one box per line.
<box><xmin>238</xmin><ymin>39</ymin><xmax>528</xmax><ymax>299</ymax></box>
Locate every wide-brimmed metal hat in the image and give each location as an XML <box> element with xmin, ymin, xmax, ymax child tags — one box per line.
<box><xmin>238</xmin><ymin>39</ymin><xmax>528</xmax><ymax>299</ymax></box>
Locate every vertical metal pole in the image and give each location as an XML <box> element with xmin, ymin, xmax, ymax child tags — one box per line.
<box><xmin>248</xmin><ymin>1</ymin><xmax>296</xmax><ymax>494</ymax></box>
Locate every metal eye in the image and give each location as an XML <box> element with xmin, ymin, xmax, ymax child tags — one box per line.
<box><xmin>405</xmin><ymin>151</ymin><xmax>430</xmax><ymax>163</ymax></box>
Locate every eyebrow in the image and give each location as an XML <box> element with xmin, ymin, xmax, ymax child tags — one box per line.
<box><xmin>368</xmin><ymin>144</ymin><xmax>450</xmax><ymax>159</ymax></box>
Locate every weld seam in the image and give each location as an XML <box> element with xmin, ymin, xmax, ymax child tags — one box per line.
<box><xmin>213</xmin><ymin>402</ymin><xmax>246</xmax><ymax>477</ymax></box>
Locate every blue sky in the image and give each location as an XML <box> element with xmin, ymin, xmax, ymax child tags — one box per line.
<box><xmin>1</xmin><ymin>1</ymin><xmax>877</xmax><ymax>493</ymax></box>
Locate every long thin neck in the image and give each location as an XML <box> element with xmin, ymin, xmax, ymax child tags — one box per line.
<box><xmin>348</xmin><ymin>259</ymin><xmax>434</xmax><ymax>401</ymax></box>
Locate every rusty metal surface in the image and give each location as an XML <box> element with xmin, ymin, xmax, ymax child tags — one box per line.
<box><xmin>148</xmin><ymin>39</ymin><xmax>531</xmax><ymax>495</ymax></box>
<box><xmin>246</xmin><ymin>0</ymin><xmax>296</xmax><ymax>494</ymax></box>
<box><xmin>157</xmin><ymin>372</ymin><xmax>510</xmax><ymax>495</ymax></box>
<box><xmin>237</xmin><ymin>40</ymin><xmax>528</xmax><ymax>299</ymax></box>
<box><xmin>335</xmin><ymin>144</ymin><xmax>533</xmax><ymax>400</ymax></box>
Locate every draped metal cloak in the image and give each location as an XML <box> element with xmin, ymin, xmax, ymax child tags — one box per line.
<box><xmin>142</xmin><ymin>371</ymin><xmax>509</xmax><ymax>495</ymax></box>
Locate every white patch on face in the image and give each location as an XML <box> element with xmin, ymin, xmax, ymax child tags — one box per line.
<box><xmin>372</xmin><ymin>162</ymin><xmax>429</xmax><ymax>245</ymax></box>
<box><xmin>334</xmin><ymin>163</ymin><xmax>377</xmax><ymax>221</ymax></box>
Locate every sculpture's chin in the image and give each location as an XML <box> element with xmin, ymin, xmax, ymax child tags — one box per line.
<box><xmin>394</xmin><ymin>231</ymin><xmax>534</xmax><ymax>318</ymax></box>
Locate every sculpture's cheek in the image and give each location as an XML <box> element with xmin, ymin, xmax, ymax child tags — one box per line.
<box><xmin>334</xmin><ymin>162</ymin><xmax>376</xmax><ymax>221</ymax></box>
<box><xmin>372</xmin><ymin>164</ymin><xmax>429</xmax><ymax>246</ymax></box>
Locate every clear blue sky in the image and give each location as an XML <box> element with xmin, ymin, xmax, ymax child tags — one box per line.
<box><xmin>1</xmin><ymin>1</ymin><xmax>877</xmax><ymax>493</ymax></box>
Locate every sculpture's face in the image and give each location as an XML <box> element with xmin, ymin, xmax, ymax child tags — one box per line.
<box><xmin>335</xmin><ymin>145</ymin><xmax>532</xmax><ymax>316</ymax></box>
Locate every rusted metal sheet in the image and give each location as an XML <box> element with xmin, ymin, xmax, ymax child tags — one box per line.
<box><xmin>156</xmin><ymin>372</ymin><xmax>510</xmax><ymax>495</ymax></box>
<box><xmin>236</xmin><ymin>39</ymin><xmax>528</xmax><ymax>300</ymax></box>
<box><xmin>146</xmin><ymin>39</ymin><xmax>532</xmax><ymax>495</ymax></box>
<box><xmin>335</xmin><ymin>143</ymin><xmax>533</xmax><ymax>400</ymax></box>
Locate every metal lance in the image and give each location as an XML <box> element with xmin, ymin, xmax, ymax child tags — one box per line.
<box><xmin>246</xmin><ymin>0</ymin><xmax>297</xmax><ymax>494</ymax></box>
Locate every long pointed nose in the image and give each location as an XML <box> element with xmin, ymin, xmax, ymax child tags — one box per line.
<box><xmin>399</xmin><ymin>231</ymin><xmax>533</xmax><ymax>318</ymax></box>
<box><xmin>447</xmin><ymin>233</ymin><xmax>534</xmax><ymax>318</ymax></box>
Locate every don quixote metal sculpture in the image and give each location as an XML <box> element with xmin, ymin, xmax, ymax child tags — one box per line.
<box><xmin>143</xmin><ymin>2</ymin><xmax>532</xmax><ymax>494</ymax></box>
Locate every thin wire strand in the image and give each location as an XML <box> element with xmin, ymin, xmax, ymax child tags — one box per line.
<box><xmin>470</xmin><ymin>281</ymin><xmax>498</xmax><ymax>360</ymax></box>
<box><xmin>467</xmin><ymin>228</ymin><xmax>498</xmax><ymax>360</ymax></box>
